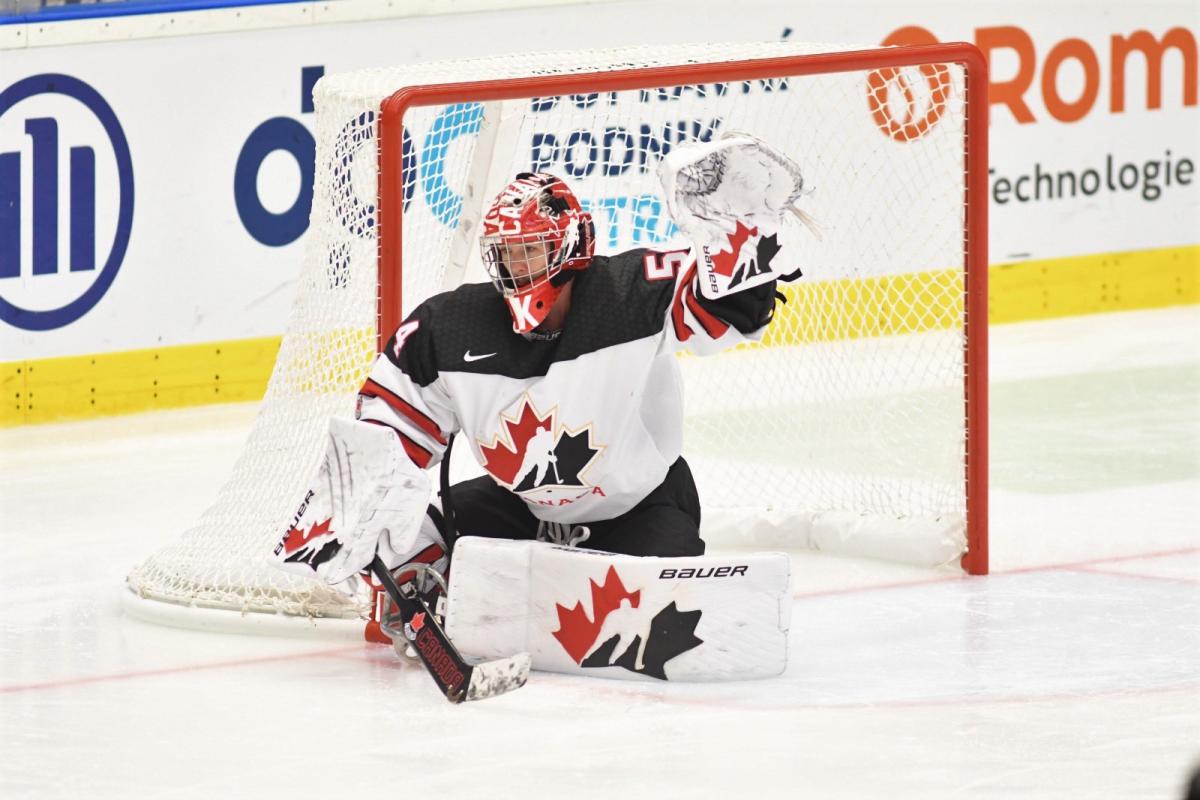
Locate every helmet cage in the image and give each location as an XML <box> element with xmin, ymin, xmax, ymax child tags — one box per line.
<box><xmin>481</xmin><ymin>229</ymin><xmax>573</xmax><ymax>298</ymax></box>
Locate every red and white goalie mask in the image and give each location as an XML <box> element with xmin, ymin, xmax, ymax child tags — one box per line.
<box><xmin>480</xmin><ymin>173</ymin><xmax>595</xmax><ymax>334</ymax></box>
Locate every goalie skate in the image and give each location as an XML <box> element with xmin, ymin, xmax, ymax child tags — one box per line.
<box><xmin>378</xmin><ymin>560</ymin><xmax>448</xmax><ymax>661</ymax></box>
<box><xmin>371</xmin><ymin>557</ymin><xmax>530</xmax><ymax>703</ymax></box>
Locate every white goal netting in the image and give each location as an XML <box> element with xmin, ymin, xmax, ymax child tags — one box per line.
<box><xmin>126</xmin><ymin>42</ymin><xmax>982</xmax><ymax>633</ymax></box>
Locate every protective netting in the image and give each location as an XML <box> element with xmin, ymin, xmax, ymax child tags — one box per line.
<box><xmin>127</xmin><ymin>42</ymin><xmax>977</xmax><ymax>626</ymax></box>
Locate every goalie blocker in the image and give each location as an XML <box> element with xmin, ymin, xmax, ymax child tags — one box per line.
<box><xmin>446</xmin><ymin>538</ymin><xmax>791</xmax><ymax>681</ymax></box>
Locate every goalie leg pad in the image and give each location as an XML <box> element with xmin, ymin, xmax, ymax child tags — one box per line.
<box><xmin>445</xmin><ymin>538</ymin><xmax>791</xmax><ymax>681</ymax></box>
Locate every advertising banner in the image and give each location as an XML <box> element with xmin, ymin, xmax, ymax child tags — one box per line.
<box><xmin>0</xmin><ymin>0</ymin><xmax>1195</xmax><ymax>421</ymax></box>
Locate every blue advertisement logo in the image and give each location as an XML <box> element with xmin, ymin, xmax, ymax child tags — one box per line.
<box><xmin>0</xmin><ymin>74</ymin><xmax>134</xmax><ymax>331</ymax></box>
<box><xmin>235</xmin><ymin>66</ymin><xmax>321</xmax><ymax>247</ymax></box>
<box><xmin>396</xmin><ymin>101</ymin><xmax>682</xmax><ymax>249</ymax></box>
<box><xmin>231</xmin><ymin>74</ymin><xmax>737</xmax><ymax>253</ymax></box>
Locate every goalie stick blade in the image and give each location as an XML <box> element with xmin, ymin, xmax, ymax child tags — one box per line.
<box><xmin>465</xmin><ymin>652</ymin><xmax>531</xmax><ymax>702</ymax></box>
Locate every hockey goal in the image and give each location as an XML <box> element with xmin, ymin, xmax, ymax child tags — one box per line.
<box><xmin>125</xmin><ymin>41</ymin><xmax>988</xmax><ymax>639</ymax></box>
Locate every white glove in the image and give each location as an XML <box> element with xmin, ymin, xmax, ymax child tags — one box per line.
<box><xmin>660</xmin><ymin>132</ymin><xmax>817</xmax><ymax>298</ymax></box>
<box><xmin>271</xmin><ymin>416</ymin><xmax>432</xmax><ymax>590</ymax></box>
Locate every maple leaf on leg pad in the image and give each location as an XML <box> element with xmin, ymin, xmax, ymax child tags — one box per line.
<box><xmin>581</xmin><ymin>602</ymin><xmax>703</xmax><ymax>680</ymax></box>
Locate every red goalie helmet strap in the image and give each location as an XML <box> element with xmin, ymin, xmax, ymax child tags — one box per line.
<box><xmin>480</xmin><ymin>172</ymin><xmax>595</xmax><ymax>334</ymax></box>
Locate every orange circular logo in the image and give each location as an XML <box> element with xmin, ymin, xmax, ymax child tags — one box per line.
<box><xmin>869</xmin><ymin>26</ymin><xmax>952</xmax><ymax>142</ymax></box>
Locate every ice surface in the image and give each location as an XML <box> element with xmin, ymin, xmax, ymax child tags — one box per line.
<box><xmin>2</xmin><ymin>307</ymin><xmax>1198</xmax><ymax>799</ymax></box>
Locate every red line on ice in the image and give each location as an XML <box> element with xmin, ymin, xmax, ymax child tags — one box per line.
<box><xmin>0</xmin><ymin>644</ymin><xmax>362</xmax><ymax>694</ymax></box>
<box><xmin>792</xmin><ymin>546</ymin><xmax>1200</xmax><ymax>599</ymax></box>
<box><xmin>1063</xmin><ymin>565</ymin><xmax>1200</xmax><ymax>586</ymax></box>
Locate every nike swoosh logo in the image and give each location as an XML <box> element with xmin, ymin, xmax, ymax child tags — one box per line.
<box><xmin>464</xmin><ymin>351</ymin><xmax>497</xmax><ymax>362</ymax></box>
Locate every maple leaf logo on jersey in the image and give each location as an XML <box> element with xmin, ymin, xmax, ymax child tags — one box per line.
<box><xmin>552</xmin><ymin>566</ymin><xmax>704</xmax><ymax>681</ymax></box>
<box><xmin>478</xmin><ymin>395</ymin><xmax>604</xmax><ymax>504</ymax></box>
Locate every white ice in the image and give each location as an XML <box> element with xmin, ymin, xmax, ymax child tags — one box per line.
<box><xmin>2</xmin><ymin>306</ymin><xmax>1198</xmax><ymax>799</ymax></box>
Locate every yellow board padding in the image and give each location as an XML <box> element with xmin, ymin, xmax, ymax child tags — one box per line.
<box><xmin>277</xmin><ymin>326</ymin><xmax>376</xmax><ymax>395</ymax></box>
<box><xmin>1</xmin><ymin>337</ymin><xmax>282</xmax><ymax>427</ymax></box>
<box><xmin>988</xmin><ymin>245</ymin><xmax>1198</xmax><ymax>323</ymax></box>
<box><xmin>761</xmin><ymin>267</ymin><xmax>963</xmax><ymax>347</ymax></box>
<box><xmin>2</xmin><ymin>244</ymin><xmax>1197</xmax><ymax>427</ymax></box>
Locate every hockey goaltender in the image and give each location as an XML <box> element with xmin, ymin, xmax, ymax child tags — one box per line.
<box><xmin>271</xmin><ymin>133</ymin><xmax>815</xmax><ymax>700</ymax></box>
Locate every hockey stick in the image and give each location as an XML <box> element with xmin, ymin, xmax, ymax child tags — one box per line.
<box><xmin>370</xmin><ymin>556</ymin><xmax>530</xmax><ymax>703</ymax></box>
<box><xmin>438</xmin><ymin>434</ymin><xmax>461</xmax><ymax>554</ymax></box>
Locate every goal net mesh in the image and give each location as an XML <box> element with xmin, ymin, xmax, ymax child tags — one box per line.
<box><xmin>127</xmin><ymin>42</ymin><xmax>975</xmax><ymax>625</ymax></box>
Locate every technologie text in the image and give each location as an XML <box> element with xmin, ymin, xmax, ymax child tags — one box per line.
<box><xmin>989</xmin><ymin>150</ymin><xmax>1194</xmax><ymax>205</ymax></box>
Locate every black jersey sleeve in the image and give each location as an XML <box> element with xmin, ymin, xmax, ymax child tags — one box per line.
<box><xmin>356</xmin><ymin>304</ymin><xmax>459</xmax><ymax>470</ymax></box>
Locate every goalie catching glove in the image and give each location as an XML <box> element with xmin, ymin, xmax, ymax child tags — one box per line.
<box><xmin>271</xmin><ymin>417</ymin><xmax>432</xmax><ymax>592</ymax></box>
<box><xmin>659</xmin><ymin>132</ymin><xmax>816</xmax><ymax>299</ymax></box>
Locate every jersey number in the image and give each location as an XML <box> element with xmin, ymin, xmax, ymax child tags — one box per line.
<box><xmin>392</xmin><ymin>320</ymin><xmax>420</xmax><ymax>358</ymax></box>
<box><xmin>643</xmin><ymin>250</ymin><xmax>688</xmax><ymax>282</ymax></box>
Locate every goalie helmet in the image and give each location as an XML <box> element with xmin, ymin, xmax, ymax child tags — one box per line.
<box><xmin>480</xmin><ymin>173</ymin><xmax>595</xmax><ymax>334</ymax></box>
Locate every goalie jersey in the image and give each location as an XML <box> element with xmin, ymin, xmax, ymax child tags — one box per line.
<box><xmin>356</xmin><ymin>247</ymin><xmax>782</xmax><ymax>525</ymax></box>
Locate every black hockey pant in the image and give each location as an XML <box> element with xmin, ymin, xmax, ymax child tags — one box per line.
<box><xmin>441</xmin><ymin>457</ymin><xmax>704</xmax><ymax>558</ymax></box>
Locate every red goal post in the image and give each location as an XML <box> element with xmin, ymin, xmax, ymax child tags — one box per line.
<box><xmin>377</xmin><ymin>44</ymin><xmax>989</xmax><ymax>575</ymax></box>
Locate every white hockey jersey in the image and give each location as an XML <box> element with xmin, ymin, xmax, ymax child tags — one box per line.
<box><xmin>356</xmin><ymin>246</ymin><xmax>785</xmax><ymax>525</ymax></box>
